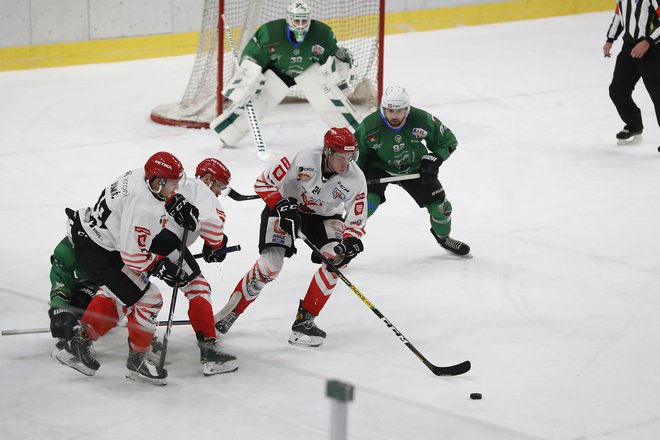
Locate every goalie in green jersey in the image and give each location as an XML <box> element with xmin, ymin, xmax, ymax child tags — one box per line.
<box><xmin>210</xmin><ymin>1</ymin><xmax>360</xmax><ymax>147</ymax></box>
<box><xmin>355</xmin><ymin>86</ymin><xmax>471</xmax><ymax>256</ymax></box>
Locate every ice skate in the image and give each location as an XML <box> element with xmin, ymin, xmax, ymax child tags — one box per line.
<box><xmin>145</xmin><ymin>335</ymin><xmax>164</xmax><ymax>364</ymax></box>
<box><xmin>288</xmin><ymin>301</ymin><xmax>326</xmax><ymax>347</ymax></box>
<box><xmin>616</xmin><ymin>127</ymin><xmax>643</xmax><ymax>146</ymax></box>
<box><xmin>54</xmin><ymin>325</ymin><xmax>99</xmax><ymax>377</ymax></box>
<box><xmin>430</xmin><ymin>228</ymin><xmax>471</xmax><ymax>256</ymax></box>
<box><xmin>197</xmin><ymin>332</ymin><xmax>238</xmax><ymax>376</ymax></box>
<box><xmin>126</xmin><ymin>340</ymin><xmax>167</xmax><ymax>386</ymax></box>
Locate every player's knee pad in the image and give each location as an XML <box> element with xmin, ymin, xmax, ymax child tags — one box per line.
<box><xmin>183</xmin><ymin>274</ymin><xmax>211</xmax><ymax>303</ymax></box>
<box><xmin>131</xmin><ymin>284</ymin><xmax>163</xmax><ymax>330</ymax></box>
<box><xmin>367</xmin><ymin>193</ymin><xmax>382</xmax><ymax>217</ymax></box>
<box><xmin>427</xmin><ymin>199</ymin><xmax>453</xmax><ymax>223</ymax></box>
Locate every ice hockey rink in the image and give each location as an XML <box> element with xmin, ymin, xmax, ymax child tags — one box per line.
<box><xmin>1</xmin><ymin>10</ymin><xmax>660</xmax><ymax>440</ymax></box>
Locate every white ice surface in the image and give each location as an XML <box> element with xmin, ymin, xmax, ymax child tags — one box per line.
<box><xmin>1</xmin><ymin>11</ymin><xmax>660</xmax><ymax>440</ymax></box>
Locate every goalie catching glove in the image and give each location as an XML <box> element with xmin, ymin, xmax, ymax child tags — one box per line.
<box><xmin>165</xmin><ymin>193</ymin><xmax>199</xmax><ymax>231</ymax></box>
<box><xmin>276</xmin><ymin>197</ymin><xmax>301</xmax><ymax>237</ymax></box>
<box><xmin>331</xmin><ymin>236</ymin><xmax>364</xmax><ymax>269</ymax></box>
<box><xmin>420</xmin><ymin>153</ymin><xmax>443</xmax><ymax>184</ymax></box>
<box><xmin>334</xmin><ymin>47</ymin><xmax>354</xmax><ymax>68</ymax></box>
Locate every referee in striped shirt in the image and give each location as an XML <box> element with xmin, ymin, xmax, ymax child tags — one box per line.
<box><xmin>603</xmin><ymin>0</ymin><xmax>660</xmax><ymax>146</ymax></box>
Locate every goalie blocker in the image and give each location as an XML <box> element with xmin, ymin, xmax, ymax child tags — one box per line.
<box><xmin>210</xmin><ymin>57</ymin><xmax>360</xmax><ymax>147</ymax></box>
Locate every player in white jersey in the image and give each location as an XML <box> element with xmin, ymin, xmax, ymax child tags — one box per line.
<box><xmin>160</xmin><ymin>158</ymin><xmax>238</xmax><ymax>375</ymax></box>
<box><xmin>214</xmin><ymin>127</ymin><xmax>368</xmax><ymax>347</ymax></box>
<box><xmin>57</xmin><ymin>152</ymin><xmax>200</xmax><ymax>385</ymax></box>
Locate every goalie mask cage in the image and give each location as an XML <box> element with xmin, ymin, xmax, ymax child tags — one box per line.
<box><xmin>150</xmin><ymin>0</ymin><xmax>385</xmax><ymax>129</ymax></box>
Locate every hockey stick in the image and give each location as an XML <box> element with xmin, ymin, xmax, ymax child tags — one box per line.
<box><xmin>2</xmin><ymin>320</ymin><xmax>192</xmax><ymax>336</ymax></box>
<box><xmin>366</xmin><ymin>173</ymin><xmax>420</xmax><ymax>185</ymax></box>
<box><xmin>192</xmin><ymin>244</ymin><xmax>241</xmax><ymax>259</ymax></box>
<box><xmin>297</xmin><ymin>231</ymin><xmax>471</xmax><ymax>377</ymax></box>
<box><xmin>227</xmin><ymin>188</ymin><xmax>260</xmax><ymax>201</ymax></box>
<box><xmin>221</xmin><ymin>14</ymin><xmax>275</xmax><ymax>162</ymax></box>
<box><xmin>159</xmin><ymin>228</ymin><xmax>189</xmax><ymax>369</ymax></box>
<box><xmin>2</xmin><ymin>247</ymin><xmax>240</xmax><ymax>337</ymax></box>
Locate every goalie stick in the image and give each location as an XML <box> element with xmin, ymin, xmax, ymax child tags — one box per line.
<box><xmin>222</xmin><ymin>14</ymin><xmax>275</xmax><ymax>162</ymax></box>
<box><xmin>297</xmin><ymin>230</ymin><xmax>471</xmax><ymax>377</ymax></box>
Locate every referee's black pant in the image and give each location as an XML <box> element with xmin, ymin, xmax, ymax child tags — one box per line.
<box><xmin>609</xmin><ymin>41</ymin><xmax>660</xmax><ymax>133</ymax></box>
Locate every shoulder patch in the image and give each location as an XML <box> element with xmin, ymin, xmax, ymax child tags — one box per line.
<box><xmin>412</xmin><ymin>128</ymin><xmax>428</xmax><ymax>138</ymax></box>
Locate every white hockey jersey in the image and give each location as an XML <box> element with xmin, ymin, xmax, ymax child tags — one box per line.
<box><xmin>255</xmin><ymin>147</ymin><xmax>367</xmax><ymax>238</ymax></box>
<box><xmin>167</xmin><ymin>177</ymin><xmax>226</xmax><ymax>249</ymax></box>
<box><xmin>79</xmin><ymin>169</ymin><xmax>168</xmax><ymax>273</ymax></box>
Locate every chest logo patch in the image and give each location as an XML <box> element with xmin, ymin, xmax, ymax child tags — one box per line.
<box><xmin>312</xmin><ymin>45</ymin><xmax>325</xmax><ymax>56</ymax></box>
<box><xmin>412</xmin><ymin>128</ymin><xmax>428</xmax><ymax>138</ymax></box>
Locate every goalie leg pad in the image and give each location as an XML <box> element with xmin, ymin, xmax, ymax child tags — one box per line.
<box><xmin>295</xmin><ymin>61</ymin><xmax>361</xmax><ymax>130</ymax></box>
<box><xmin>210</xmin><ymin>70</ymin><xmax>289</xmax><ymax>146</ymax></box>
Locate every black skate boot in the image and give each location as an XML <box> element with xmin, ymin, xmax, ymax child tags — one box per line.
<box><xmin>145</xmin><ymin>335</ymin><xmax>164</xmax><ymax>364</ymax></box>
<box><xmin>196</xmin><ymin>332</ymin><xmax>238</xmax><ymax>376</ymax></box>
<box><xmin>430</xmin><ymin>228</ymin><xmax>471</xmax><ymax>256</ymax></box>
<box><xmin>288</xmin><ymin>301</ymin><xmax>326</xmax><ymax>347</ymax></box>
<box><xmin>215</xmin><ymin>311</ymin><xmax>240</xmax><ymax>334</ymax></box>
<box><xmin>126</xmin><ymin>339</ymin><xmax>167</xmax><ymax>386</ymax></box>
<box><xmin>54</xmin><ymin>325</ymin><xmax>99</xmax><ymax>376</ymax></box>
<box><xmin>616</xmin><ymin>127</ymin><xmax>643</xmax><ymax>145</ymax></box>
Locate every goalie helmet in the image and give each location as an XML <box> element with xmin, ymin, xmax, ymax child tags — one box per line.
<box><xmin>195</xmin><ymin>158</ymin><xmax>231</xmax><ymax>187</ymax></box>
<box><xmin>323</xmin><ymin>127</ymin><xmax>359</xmax><ymax>161</ymax></box>
<box><xmin>144</xmin><ymin>151</ymin><xmax>184</xmax><ymax>181</ymax></box>
<box><xmin>287</xmin><ymin>1</ymin><xmax>311</xmax><ymax>43</ymax></box>
<box><xmin>380</xmin><ymin>86</ymin><xmax>411</xmax><ymax>119</ymax></box>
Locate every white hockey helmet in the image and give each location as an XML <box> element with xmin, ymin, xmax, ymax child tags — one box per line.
<box><xmin>380</xmin><ymin>86</ymin><xmax>411</xmax><ymax>119</ymax></box>
<box><xmin>287</xmin><ymin>1</ymin><xmax>311</xmax><ymax>43</ymax></box>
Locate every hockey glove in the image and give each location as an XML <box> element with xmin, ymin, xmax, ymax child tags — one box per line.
<box><xmin>48</xmin><ymin>307</ymin><xmax>78</xmax><ymax>340</ymax></box>
<box><xmin>419</xmin><ymin>153</ymin><xmax>443</xmax><ymax>184</ymax></box>
<box><xmin>334</xmin><ymin>47</ymin><xmax>354</xmax><ymax>68</ymax></box>
<box><xmin>275</xmin><ymin>197</ymin><xmax>301</xmax><ymax>237</ymax></box>
<box><xmin>150</xmin><ymin>258</ymin><xmax>191</xmax><ymax>288</ymax></box>
<box><xmin>69</xmin><ymin>282</ymin><xmax>97</xmax><ymax>317</ymax></box>
<box><xmin>165</xmin><ymin>193</ymin><xmax>199</xmax><ymax>232</ymax></box>
<box><xmin>202</xmin><ymin>235</ymin><xmax>229</xmax><ymax>263</ymax></box>
<box><xmin>331</xmin><ymin>236</ymin><xmax>364</xmax><ymax>270</ymax></box>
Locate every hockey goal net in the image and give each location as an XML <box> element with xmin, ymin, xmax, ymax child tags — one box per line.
<box><xmin>150</xmin><ymin>0</ymin><xmax>384</xmax><ymax>128</ymax></box>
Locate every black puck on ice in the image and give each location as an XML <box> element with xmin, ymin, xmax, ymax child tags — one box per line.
<box><xmin>657</xmin><ymin>146</ymin><xmax>660</xmax><ymax>153</ymax></box>
<box><xmin>470</xmin><ymin>393</ymin><xmax>482</xmax><ymax>400</ymax></box>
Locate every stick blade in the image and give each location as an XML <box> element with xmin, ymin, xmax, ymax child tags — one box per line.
<box><xmin>431</xmin><ymin>360</ymin><xmax>471</xmax><ymax>377</ymax></box>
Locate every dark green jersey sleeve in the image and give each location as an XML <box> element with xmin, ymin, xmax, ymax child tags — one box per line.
<box><xmin>356</xmin><ymin>107</ymin><xmax>458</xmax><ymax>175</ymax></box>
<box><xmin>241</xmin><ymin>19</ymin><xmax>338</xmax><ymax>78</ymax></box>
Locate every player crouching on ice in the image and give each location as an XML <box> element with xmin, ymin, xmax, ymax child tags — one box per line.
<box><xmin>214</xmin><ymin>127</ymin><xmax>367</xmax><ymax>347</ymax></box>
<box><xmin>55</xmin><ymin>153</ymin><xmax>232</xmax><ymax>385</ymax></box>
<box><xmin>210</xmin><ymin>1</ymin><xmax>359</xmax><ymax>147</ymax></box>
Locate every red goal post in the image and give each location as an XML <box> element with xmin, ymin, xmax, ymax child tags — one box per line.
<box><xmin>150</xmin><ymin>0</ymin><xmax>385</xmax><ymax>129</ymax></box>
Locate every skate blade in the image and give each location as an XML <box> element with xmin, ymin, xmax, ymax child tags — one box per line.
<box><xmin>617</xmin><ymin>134</ymin><xmax>643</xmax><ymax>145</ymax></box>
<box><xmin>53</xmin><ymin>349</ymin><xmax>97</xmax><ymax>377</ymax></box>
<box><xmin>202</xmin><ymin>360</ymin><xmax>238</xmax><ymax>376</ymax></box>
<box><xmin>288</xmin><ymin>332</ymin><xmax>324</xmax><ymax>347</ymax></box>
<box><xmin>125</xmin><ymin>370</ymin><xmax>167</xmax><ymax>386</ymax></box>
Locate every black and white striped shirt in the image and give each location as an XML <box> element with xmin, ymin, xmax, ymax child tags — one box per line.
<box><xmin>606</xmin><ymin>0</ymin><xmax>660</xmax><ymax>44</ymax></box>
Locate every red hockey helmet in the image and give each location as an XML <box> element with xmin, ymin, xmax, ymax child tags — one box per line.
<box><xmin>195</xmin><ymin>158</ymin><xmax>231</xmax><ymax>187</ymax></box>
<box><xmin>144</xmin><ymin>151</ymin><xmax>184</xmax><ymax>181</ymax></box>
<box><xmin>323</xmin><ymin>127</ymin><xmax>359</xmax><ymax>160</ymax></box>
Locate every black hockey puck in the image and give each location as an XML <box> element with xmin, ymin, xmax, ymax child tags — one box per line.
<box><xmin>657</xmin><ymin>146</ymin><xmax>660</xmax><ymax>153</ymax></box>
<box><xmin>470</xmin><ymin>393</ymin><xmax>482</xmax><ymax>400</ymax></box>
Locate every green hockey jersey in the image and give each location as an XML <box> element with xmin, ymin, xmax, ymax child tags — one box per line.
<box><xmin>355</xmin><ymin>107</ymin><xmax>458</xmax><ymax>175</ymax></box>
<box><xmin>242</xmin><ymin>18</ymin><xmax>338</xmax><ymax>78</ymax></box>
